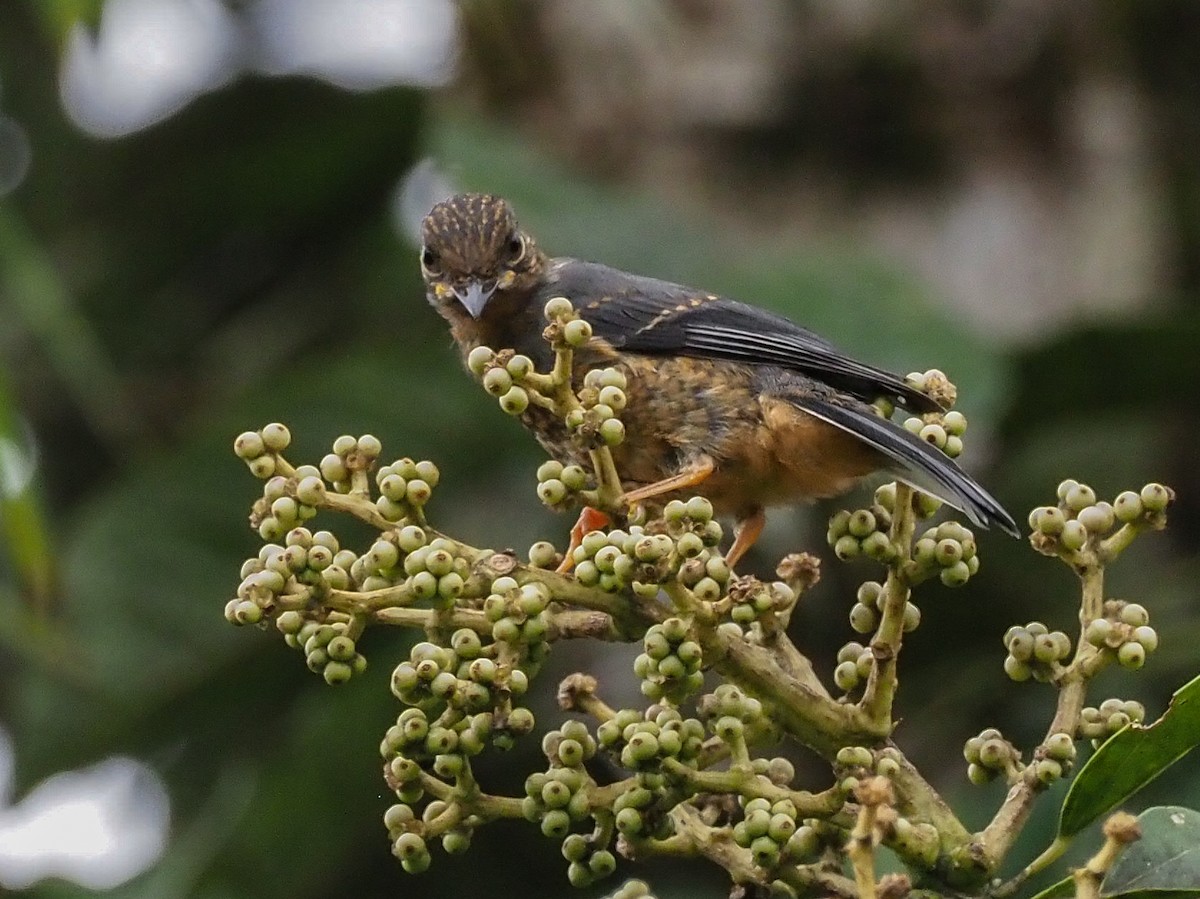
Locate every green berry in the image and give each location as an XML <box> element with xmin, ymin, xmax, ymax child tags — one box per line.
<box><xmin>834</xmin><ymin>661</ymin><xmax>860</xmax><ymax>692</ymax></box>
<box><xmin>537</xmin><ymin>479</ymin><xmax>567</xmax><ymax>505</ymax></box>
<box><xmin>943</xmin><ymin>410</ymin><xmax>967</xmax><ymax>436</ymax></box>
<box><xmin>541</xmin><ymin>810</ymin><xmax>571</xmax><ymax>839</ymax></box>
<box><xmin>1035</xmin><ymin>759</ymin><xmax>1063</xmax><ymax>784</ymax></box>
<box><xmin>1059</xmin><ymin>520</ymin><xmax>1087</xmax><ymax>551</ymax></box>
<box><xmin>1133</xmin><ymin>625</ymin><xmax>1158</xmax><ymax>652</ymax></box>
<box><xmin>1078</xmin><ymin>503</ymin><xmax>1114</xmax><ymax>535</ymax></box>
<box><xmin>1117</xmin><ymin>641</ymin><xmax>1146</xmax><ymax>670</ymax></box>
<box><xmin>1119</xmin><ymin>603</ymin><xmax>1149</xmax><ymax>627</ymax></box>
<box><xmin>323</xmin><ymin>661</ymin><xmax>353</xmax><ymax>685</ymax></box>
<box><xmin>1044</xmin><ymin>732</ymin><xmax>1075</xmax><ymax>761</ymax></box>
<box><xmin>468</xmin><ymin>346</ymin><xmax>495</xmax><ymax>375</ymax></box>
<box><xmin>940</xmin><ymin>560</ymin><xmax>971</xmax><ymax>587</ymax></box>
<box><xmin>544</xmin><ymin>297</ymin><xmax>573</xmax><ymax>320</ymax></box>
<box><xmin>919</xmin><ymin>423</ymin><xmax>947</xmax><ymax>449</ymax></box>
<box><xmin>685</xmin><ymin>496</ymin><xmax>714</xmax><ymax>521</ymax></box>
<box><xmin>834</xmin><ymin>535</ymin><xmax>861</xmax><ymax>561</ymax></box>
<box><xmin>1064</xmin><ymin>483</ymin><xmax>1096</xmax><ymax>513</ymax></box>
<box><xmin>1003</xmin><ymin>655</ymin><xmax>1031</xmax><ymax>682</ymax></box>
<box><xmin>234</xmin><ymin>431</ymin><xmax>265</xmax><ymax>460</ymax></box>
<box><xmin>482</xmin><ymin>367</ymin><xmax>514</xmax><ymax>396</ymax></box>
<box><xmin>563</xmin><ymin>319</ymin><xmax>592</xmax><ymax>346</ymax></box>
<box><xmin>1112</xmin><ymin>491</ymin><xmax>1143</xmax><ymax>522</ymax></box>
<box><xmin>1085</xmin><ymin>618</ymin><xmax>1113</xmax><ymax>647</ymax></box>
<box><xmin>1034</xmin><ymin>506</ymin><xmax>1066</xmax><ymax>536</ymax></box>
<box><xmin>505</xmin><ymin>354</ymin><xmax>533</xmax><ymax>379</ymax></box>
<box><xmin>849</xmin><ymin>603</ymin><xmax>878</xmax><ymax>634</ymax></box>
<box><xmin>1140</xmin><ymin>483</ymin><xmax>1170</xmax><ymax>513</ymax></box>
<box><xmin>261</xmin><ymin>422</ymin><xmax>291</xmax><ymax>452</ymax></box>
<box><xmin>599</xmin><ymin>418</ymin><xmax>624</xmax><ymax>446</ymax></box>
<box><xmin>1056</xmin><ymin>479</ymin><xmax>1080</xmax><ymax>502</ymax></box>
<box><xmin>848</xmin><ymin>509</ymin><xmax>876</xmax><ymax>538</ymax></box>
<box><xmin>499</xmin><ymin>386</ymin><xmax>530</xmax><ymax>415</ymax></box>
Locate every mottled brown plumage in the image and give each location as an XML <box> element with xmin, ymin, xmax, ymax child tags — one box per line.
<box><xmin>419</xmin><ymin>193</ymin><xmax>1016</xmax><ymax>565</ymax></box>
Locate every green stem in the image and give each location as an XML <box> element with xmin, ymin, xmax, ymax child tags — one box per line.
<box><xmin>860</xmin><ymin>483</ymin><xmax>916</xmax><ymax>728</ymax></box>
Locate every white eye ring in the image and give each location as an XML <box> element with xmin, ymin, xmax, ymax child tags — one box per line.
<box><xmin>506</xmin><ymin>233</ymin><xmax>526</xmax><ymax>264</ymax></box>
<box><xmin>420</xmin><ymin>247</ymin><xmax>440</xmax><ymax>273</ymax></box>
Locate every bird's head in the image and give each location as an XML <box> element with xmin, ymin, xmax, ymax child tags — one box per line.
<box><xmin>419</xmin><ymin>193</ymin><xmax>546</xmax><ymax>323</ymax></box>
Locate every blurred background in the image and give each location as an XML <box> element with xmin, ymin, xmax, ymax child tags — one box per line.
<box><xmin>0</xmin><ymin>1</ymin><xmax>1197</xmax><ymax>897</ymax></box>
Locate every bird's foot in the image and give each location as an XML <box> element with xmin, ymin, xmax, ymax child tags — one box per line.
<box><xmin>725</xmin><ymin>507</ymin><xmax>766</xmax><ymax>570</ymax></box>
<box><xmin>556</xmin><ymin>506</ymin><xmax>613</xmax><ymax>574</ymax></box>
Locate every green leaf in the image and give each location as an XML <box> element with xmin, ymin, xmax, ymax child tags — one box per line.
<box><xmin>1059</xmin><ymin>675</ymin><xmax>1200</xmax><ymax>838</ymax></box>
<box><xmin>1028</xmin><ymin>874</ymin><xmax>1076</xmax><ymax>899</ymax></box>
<box><xmin>1102</xmin><ymin>806</ymin><xmax>1200</xmax><ymax>897</ymax></box>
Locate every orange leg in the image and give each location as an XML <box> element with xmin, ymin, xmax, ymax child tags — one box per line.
<box><xmin>619</xmin><ymin>455</ymin><xmax>716</xmax><ymax>506</ymax></box>
<box><xmin>556</xmin><ymin>506</ymin><xmax>612</xmax><ymax>574</ymax></box>
<box><xmin>725</xmin><ymin>507</ymin><xmax>765</xmax><ymax>570</ymax></box>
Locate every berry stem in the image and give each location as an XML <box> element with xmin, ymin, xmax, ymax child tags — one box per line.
<box><xmin>859</xmin><ymin>483</ymin><xmax>917</xmax><ymax>729</ymax></box>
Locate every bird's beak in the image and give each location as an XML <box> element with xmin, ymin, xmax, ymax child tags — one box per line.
<box><xmin>452</xmin><ymin>280</ymin><xmax>497</xmax><ymax>319</ymax></box>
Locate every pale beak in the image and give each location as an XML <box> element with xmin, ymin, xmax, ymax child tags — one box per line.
<box><xmin>452</xmin><ymin>280</ymin><xmax>497</xmax><ymax>319</ymax></box>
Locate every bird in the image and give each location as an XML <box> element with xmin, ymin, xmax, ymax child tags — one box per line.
<box><xmin>418</xmin><ymin>192</ymin><xmax>1018</xmax><ymax>567</ymax></box>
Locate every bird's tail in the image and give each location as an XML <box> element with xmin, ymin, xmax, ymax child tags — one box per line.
<box><xmin>796</xmin><ymin>396</ymin><xmax>1019</xmax><ymax>537</ymax></box>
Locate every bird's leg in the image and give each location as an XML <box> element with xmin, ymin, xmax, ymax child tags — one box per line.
<box><xmin>725</xmin><ymin>507</ymin><xmax>765</xmax><ymax>569</ymax></box>
<box><xmin>555</xmin><ymin>506</ymin><xmax>613</xmax><ymax>574</ymax></box>
<box><xmin>619</xmin><ymin>455</ymin><xmax>716</xmax><ymax>505</ymax></box>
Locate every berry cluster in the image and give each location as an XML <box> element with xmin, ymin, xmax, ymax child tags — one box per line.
<box><xmin>847</xmin><ymin>580</ymin><xmax>920</xmax><ymax>636</ymax></box>
<box><xmin>597</xmin><ymin>705</ymin><xmax>706</xmax><ymax>776</ymax></box>
<box><xmin>281</xmin><ymin>614</ymin><xmax>367</xmax><ymax>684</ymax></box>
<box><xmin>565</xmin><ymin>497</ymin><xmax>727</xmax><ymax>601</ymax></box>
<box><xmin>697</xmin><ymin>683</ymin><xmax>768</xmax><ymax>750</ymax></box>
<box><xmin>482</xmin><ymin>576</ymin><xmax>552</xmax><ymax>673</ymax></box>
<box><xmin>233</xmin><ymin>421</ymin><xmax>295</xmax><ymax>479</ymax></box>
<box><xmin>373</xmin><ymin>457</ymin><xmax>440</xmax><ymax>522</ymax></box>
<box><xmin>535</xmin><ymin>459</ymin><xmax>594</xmax><ymax>511</ymax></box>
<box><xmin>902</xmin><ymin>407</ymin><xmax>968</xmax><ymax>460</ymax></box>
<box><xmin>834</xmin><ymin>745</ymin><xmax>903</xmax><ymax>789</ymax></box>
<box><xmin>827</xmin><ymin>504</ymin><xmax>895</xmax><ymax>563</ymax></box>
<box><xmin>963</xmin><ymin>728</ymin><xmax>1021</xmax><ymax>785</ymax></box>
<box><xmin>912</xmin><ymin>521</ymin><xmax>979</xmax><ymax>587</ymax></box>
<box><xmin>385</xmin><ymin>529</ymin><xmax>472</xmax><ymax>603</ymax></box>
<box><xmin>733</xmin><ymin>795</ymin><xmax>805</xmax><ymax>868</ymax></box>
<box><xmin>570</xmin><ymin>526</ymin><xmax>669</xmax><ymax>596</ymax></box>
<box><xmin>1028</xmin><ymin>480</ymin><xmax>1173</xmax><ymax>555</ymax></box>
<box><xmin>634</xmin><ymin>617</ymin><xmax>704</xmax><ymax>703</ymax></box>
<box><xmin>565</xmin><ymin>367</ymin><xmax>628</xmax><ymax>449</ymax></box>
<box><xmin>1085</xmin><ymin>601</ymin><xmax>1158</xmax><ymax>671</ymax></box>
<box><xmin>724</xmin><ymin>577</ymin><xmax>795</xmax><ymax>633</ymax></box>
<box><xmin>469</xmin><ymin>346</ymin><xmax>538</xmax><ymax>416</ymax></box>
<box><xmin>318</xmin><ymin>434</ymin><xmax>382</xmax><ymax>493</ymax></box>
<box><xmin>1032</xmin><ymin>732</ymin><xmax>1078</xmax><ymax>785</ymax></box>
<box><xmin>1079</xmin><ymin>698</ymin><xmax>1146</xmax><ymax>744</ymax></box>
<box><xmin>523</xmin><ymin>764</ymin><xmax>593</xmax><ymax>840</ymax></box>
<box><xmin>1002</xmin><ymin>622</ymin><xmax>1073</xmax><ymax>683</ymax></box>
<box><xmin>832</xmin><ymin>641</ymin><xmax>874</xmax><ymax>694</ymax></box>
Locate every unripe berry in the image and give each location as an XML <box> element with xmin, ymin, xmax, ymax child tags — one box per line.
<box><xmin>1117</xmin><ymin>641</ymin><xmax>1146</xmax><ymax>670</ymax></box>
<box><xmin>563</xmin><ymin>319</ymin><xmax>592</xmax><ymax>346</ymax></box>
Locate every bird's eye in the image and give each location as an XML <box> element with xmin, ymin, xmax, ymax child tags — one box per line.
<box><xmin>506</xmin><ymin>233</ymin><xmax>526</xmax><ymax>264</ymax></box>
<box><xmin>421</xmin><ymin>247</ymin><xmax>440</xmax><ymax>272</ymax></box>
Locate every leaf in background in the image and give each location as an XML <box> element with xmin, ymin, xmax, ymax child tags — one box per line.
<box><xmin>1028</xmin><ymin>874</ymin><xmax>1076</xmax><ymax>899</ymax></box>
<box><xmin>1101</xmin><ymin>806</ymin><xmax>1200</xmax><ymax>897</ymax></box>
<box><xmin>1059</xmin><ymin>675</ymin><xmax>1200</xmax><ymax>839</ymax></box>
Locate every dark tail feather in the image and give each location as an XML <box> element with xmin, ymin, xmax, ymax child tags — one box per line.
<box><xmin>797</xmin><ymin>397</ymin><xmax>1020</xmax><ymax>537</ymax></box>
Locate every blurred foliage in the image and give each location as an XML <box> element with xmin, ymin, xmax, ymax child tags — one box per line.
<box><xmin>0</xmin><ymin>2</ymin><xmax>1197</xmax><ymax>898</ymax></box>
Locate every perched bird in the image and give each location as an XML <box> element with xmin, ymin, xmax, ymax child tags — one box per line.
<box><xmin>419</xmin><ymin>193</ymin><xmax>1017</xmax><ymax>566</ymax></box>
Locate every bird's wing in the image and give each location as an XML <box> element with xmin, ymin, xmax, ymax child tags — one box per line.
<box><xmin>794</xmin><ymin>394</ymin><xmax>1019</xmax><ymax>536</ymax></box>
<box><xmin>546</xmin><ymin>260</ymin><xmax>940</xmax><ymax>412</ymax></box>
